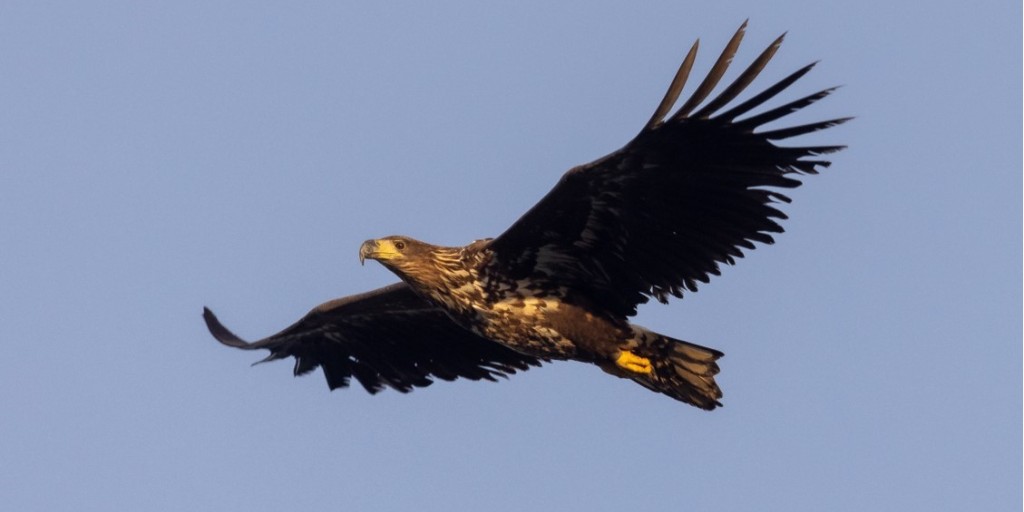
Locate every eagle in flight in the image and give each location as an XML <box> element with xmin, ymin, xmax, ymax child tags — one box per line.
<box><xmin>204</xmin><ymin>23</ymin><xmax>846</xmax><ymax>410</ymax></box>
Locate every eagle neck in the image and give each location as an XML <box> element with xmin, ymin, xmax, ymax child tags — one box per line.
<box><xmin>399</xmin><ymin>245</ymin><xmax>483</xmax><ymax>317</ymax></box>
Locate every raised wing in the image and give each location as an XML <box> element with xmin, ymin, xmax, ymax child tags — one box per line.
<box><xmin>204</xmin><ymin>283</ymin><xmax>543</xmax><ymax>394</ymax></box>
<box><xmin>486</xmin><ymin>22</ymin><xmax>848</xmax><ymax>318</ymax></box>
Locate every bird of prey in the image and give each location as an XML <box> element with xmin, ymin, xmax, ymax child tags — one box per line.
<box><xmin>204</xmin><ymin>23</ymin><xmax>846</xmax><ymax>410</ymax></box>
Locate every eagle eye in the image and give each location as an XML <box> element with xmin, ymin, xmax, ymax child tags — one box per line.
<box><xmin>393</xmin><ymin>240</ymin><xmax>406</xmax><ymax>251</ymax></box>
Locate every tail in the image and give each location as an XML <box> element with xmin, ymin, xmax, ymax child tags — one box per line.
<box><xmin>606</xmin><ymin>326</ymin><xmax>724</xmax><ymax>410</ymax></box>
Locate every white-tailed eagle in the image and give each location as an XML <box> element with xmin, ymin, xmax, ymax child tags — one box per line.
<box><xmin>204</xmin><ymin>23</ymin><xmax>846</xmax><ymax>410</ymax></box>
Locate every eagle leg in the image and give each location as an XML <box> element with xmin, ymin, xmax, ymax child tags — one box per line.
<box><xmin>614</xmin><ymin>351</ymin><xmax>654</xmax><ymax>374</ymax></box>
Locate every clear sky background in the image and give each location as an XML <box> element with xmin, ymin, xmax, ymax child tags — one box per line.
<box><xmin>1</xmin><ymin>2</ymin><xmax>1019</xmax><ymax>511</ymax></box>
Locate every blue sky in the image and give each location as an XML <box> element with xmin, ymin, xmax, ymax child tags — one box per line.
<box><xmin>1</xmin><ymin>2</ymin><xmax>1019</xmax><ymax>511</ymax></box>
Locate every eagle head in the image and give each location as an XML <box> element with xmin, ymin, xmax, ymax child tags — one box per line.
<box><xmin>360</xmin><ymin>236</ymin><xmax>411</xmax><ymax>263</ymax></box>
<box><xmin>359</xmin><ymin>236</ymin><xmax>442</xmax><ymax>273</ymax></box>
<box><xmin>359</xmin><ymin>236</ymin><xmax>469</xmax><ymax>295</ymax></box>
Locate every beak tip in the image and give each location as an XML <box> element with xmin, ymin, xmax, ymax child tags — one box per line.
<box><xmin>358</xmin><ymin>239</ymin><xmax>374</xmax><ymax>265</ymax></box>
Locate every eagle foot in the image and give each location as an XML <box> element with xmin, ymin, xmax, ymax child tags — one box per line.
<box><xmin>615</xmin><ymin>351</ymin><xmax>653</xmax><ymax>375</ymax></box>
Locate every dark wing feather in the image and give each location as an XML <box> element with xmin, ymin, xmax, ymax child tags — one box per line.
<box><xmin>204</xmin><ymin>282</ymin><xmax>543</xmax><ymax>394</ymax></box>
<box><xmin>486</xmin><ymin>24</ymin><xmax>848</xmax><ymax>318</ymax></box>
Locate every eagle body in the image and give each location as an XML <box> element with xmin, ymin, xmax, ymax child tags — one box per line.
<box><xmin>355</xmin><ymin>236</ymin><xmax>725</xmax><ymax>407</ymax></box>
<box><xmin>358</xmin><ymin>237</ymin><xmax>602</xmax><ymax>360</ymax></box>
<box><xmin>204</xmin><ymin>23</ymin><xmax>846</xmax><ymax>410</ymax></box>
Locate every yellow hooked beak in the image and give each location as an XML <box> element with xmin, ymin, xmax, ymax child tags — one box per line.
<box><xmin>358</xmin><ymin>239</ymin><xmax>403</xmax><ymax>265</ymax></box>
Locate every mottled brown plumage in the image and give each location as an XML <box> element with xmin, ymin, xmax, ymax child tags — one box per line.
<box><xmin>204</xmin><ymin>22</ymin><xmax>846</xmax><ymax>410</ymax></box>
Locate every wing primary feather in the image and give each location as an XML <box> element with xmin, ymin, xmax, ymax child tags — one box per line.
<box><xmin>253</xmin><ymin>352</ymin><xmax>287</xmax><ymax>365</ymax></box>
<box><xmin>293</xmin><ymin>356</ymin><xmax>320</xmax><ymax>376</ymax></box>
<box><xmin>643</xmin><ymin>39</ymin><xmax>700</xmax><ymax>130</ymax></box>
<box><xmin>671</xmin><ymin>20</ymin><xmax>748</xmax><ymax>120</ymax></box>
<box><xmin>736</xmin><ymin>86</ymin><xmax>840</xmax><ymax>129</ymax></box>
<box><xmin>758</xmin><ymin>117</ymin><xmax>853</xmax><ymax>140</ymax></box>
<box><xmin>786</xmin><ymin>145</ymin><xmax>847</xmax><ymax>156</ymax></box>
<box><xmin>789</xmin><ymin>160</ymin><xmax>833</xmax><ymax>173</ymax></box>
<box><xmin>715</xmin><ymin>62</ymin><xmax>816</xmax><ymax>122</ymax></box>
<box><xmin>203</xmin><ymin>307</ymin><xmax>253</xmax><ymax>349</ymax></box>
<box><xmin>691</xmin><ymin>32</ymin><xmax>785</xmax><ymax>119</ymax></box>
<box><xmin>350</xmin><ymin>361</ymin><xmax>384</xmax><ymax>393</ymax></box>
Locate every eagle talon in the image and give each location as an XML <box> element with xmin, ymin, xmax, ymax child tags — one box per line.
<box><xmin>615</xmin><ymin>351</ymin><xmax>653</xmax><ymax>375</ymax></box>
